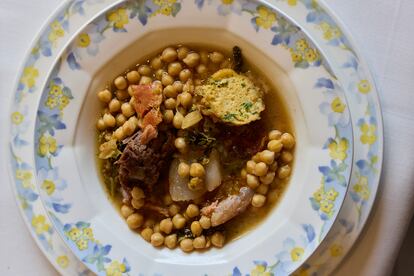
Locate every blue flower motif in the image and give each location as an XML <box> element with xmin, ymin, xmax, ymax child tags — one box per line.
<box><xmin>319</xmin><ymin>160</ymin><xmax>347</xmax><ymax>187</ymax></box>
<box><xmin>83</xmin><ymin>244</ymin><xmax>112</xmax><ymax>271</ymax></box>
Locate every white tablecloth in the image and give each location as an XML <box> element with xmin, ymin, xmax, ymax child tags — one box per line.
<box><xmin>1</xmin><ymin>0</ymin><xmax>413</xmax><ymax>275</ymax></box>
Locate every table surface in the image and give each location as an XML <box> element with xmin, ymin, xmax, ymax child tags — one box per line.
<box><xmin>1</xmin><ymin>0</ymin><xmax>414</xmax><ymax>275</ymax></box>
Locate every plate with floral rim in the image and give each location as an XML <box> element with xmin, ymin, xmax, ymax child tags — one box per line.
<box><xmin>7</xmin><ymin>0</ymin><xmax>383</xmax><ymax>275</ymax></box>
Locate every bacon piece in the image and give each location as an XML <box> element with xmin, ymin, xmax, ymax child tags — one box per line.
<box><xmin>139</xmin><ymin>125</ymin><xmax>158</xmax><ymax>145</ymax></box>
<box><xmin>201</xmin><ymin>200</ymin><xmax>219</xmax><ymax>217</ymax></box>
<box><xmin>132</xmin><ymin>84</ymin><xmax>162</xmax><ymax>117</ymax></box>
<box><xmin>142</xmin><ymin>109</ymin><xmax>163</xmax><ymax>129</ymax></box>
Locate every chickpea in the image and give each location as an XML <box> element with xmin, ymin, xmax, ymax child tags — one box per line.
<box><xmin>144</xmin><ymin>218</ymin><xmax>155</xmax><ymax>228</ymax></box>
<box><xmin>103</xmin><ymin>113</ymin><xmax>116</xmax><ymax>128</ymax></box>
<box><xmin>164</xmin><ymin>98</ymin><xmax>177</xmax><ymax>110</ymax></box>
<box><xmin>174</xmin><ymin>137</ymin><xmax>187</xmax><ymax>152</ymax></box>
<box><xmin>191</xmin><ymin>221</ymin><xmax>203</xmax><ymax>237</ymax></box>
<box><xmin>200</xmin><ymin>51</ymin><xmax>209</xmax><ymax>65</ymax></box>
<box><xmin>168</xmin><ymin>62</ymin><xmax>183</xmax><ymax>77</ymax></box>
<box><xmin>128</xmin><ymin>116</ymin><xmax>139</xmax><ymax>129</ymax></box>
<box><xmin>164</xmin><ymin>234</ymin><xmax>177</xmax><ymax>249</ymax></box>
<box><xmin>151</xmin><ymin>232</ymin><xmax>164</xmax><ymax>247</ymax></box>
<box><xmin>268</xmin><ymin>130</ymin><xmax>282</xmax><ymax>140</ymax></box>
<box><xmin>153</xmin><ymin>223</ymin><xmax>160</xmax><ymax>233</ymax></box>
<box><xmin>141</xmin><ymin>228</ymin><xmax>153</xmax><ymax>242</ymax></box>
<box><xmin>116</xmin><ymin>113</ymin><xmax>127</xmax><ymax>126</ymax></box>
<box><xmin>173</xmin><ymin>111</ymin><xmax>184</xmax><ymax>129</ymax></box>
<box><xmin>116</xmin><ymin>90</ymin><xmax>129</xmax><ymax>101</ymax></box>
<box><xmin>254</xmin><ymin>162</ymin><xmax>268</xmax><ymax>177</ymax></box>
<box><xmin>114</xmin><ymin>76</ymin><xmax>127</xmax><ymax>90</ymax></box>
<box><xmin>122</xmin><ymin>120</ymin><xmax>136</xmax><ymax>136</ymax></box>
<box><xmin>252</xmin><ymin>194</ymin><xmax>266</xmax><ymax>207</ymax></box>
<box><xmin>190</xmin><ymin>163</ymin><xmax>205</xmax><ymax>178</ymax></box>
<box><xmin>199</xmin><ymin>216</ymin><xmax>211</xmax><ymax>229</ymax></box>
<box><xmin>180</xmin><ymin>238</ymin><xmax>194</xmax><ymax>252</ymax></box>
<box><xmin>164</xmin><ymin>85</ymin><xmax>178</xmax><ymax>98</ymax></box>
<box><xmin>114</xmin><ymin>126</ymin><xmax>125</xmax><ymax>140</ymax></box>
<box><xmin>120</xmin><ymin>204</ymin><xmax>134</xmax><ymax>218</ymax></box>
<box><xmin>246</xmin><ymin>160</ymin><xmax>256</xmax><ymax>174</ymax></box>
<box><xmin>162</xmin><ymin>194</ymin><xmax>173</xmax><ymax>206</ymax></box>
<box><xmin>280</xmin><ymin>151</ymin><xmax>293</xmax><ymax>163</ymax></box>
<box><xmin>246</xmin><ymin>174</ymin><xmax>260</xmax><ymax>189</ymax></box>
<box><xmin>209</xmin><ymin>51</ymin><xmax>224</xmax><ymax>64</ymax></box>
<box><xmin>160</xmin><ymin>218</ymin><xmax>173</xmax><ymax>234</ymax></box>
<box><xmin>152</xmin><ymin>80</ymin><xmax>163</xmax><ymax>95</ymax></box>
<box><xmin>260</xmin><ymin>172</ymin><xmax>275</xmax><ymax>185</ymax></box>
<box><xmin>161</xmin><ymin>47</ymin><xmax>178</xmax><ymax>63</ymax></box>
<box><xmin>98</xmin><ymin>89</ymin><xmax>112</xmax><ymax>103</ymax></box>
<box><xmin>155</xmin><ymin>69</ymin><xmax>165</xmax><ymax>80</ymax></box>
<box><xmin>177</xmin><ymin>46</ymin><xmax>190</xmax><ymax>60</ymax></box>
<box><xmin>278</xmin><ymin>165</ymin><xmax>291</xmax><ymax>179</ymax></box>
<box><xmin>252</xmin><ymin>153</ymin><xmax>261</xmax><ymax>163</ymax></box>
<box><xmin>108</xmin><ymin>98</ymin><xmax>121</xmax><ymax>113</ymax></box>
<box><xmin>179</xmin><ymin>92</ymin><xmax>192</xmax><ymax>108</ymax></box>
<box><xmin>121</xmin><ymin>102</ymin><xmax>135</xmax><ymax>118</ymax></box>
<box><xmin>96</xmin><ymin>118</ymin><xmax>106</xmax><ymax>131</ymax></box>
<box><xmin>163</xmin><ymin>110</ymin><xmax>174</xmax><ymax>123</ymax></box>
<box><xmin>193</xmin><ymin>235</ymin><xmax>206</xmax><ymax>249</ymax></box>
<box><xmin>188</xmin><ymin>177</ymin><xmax>203</xmax><ymax>191</ymax></box>
<box><xmin>139</xmin><ymin>76</ymin><xmax>152</xmax><ymax>85</ymax></box>
<box><xmin>196</xmin><ymin>64</ymin><xmax>208</xmax><ymax>75</ymax></box>
<box><xmin>137</xmin><ymin>64</ymin><xmax>152</xmax><ymax>76</ymax></box>
<box><xmin>172</xmin><ymin>81</ymin><xmax>183</xmax><ymax>93</ymax></box>
<box><xmin>126</xmin><ymin>213</ymin><xmax>143</xmax><ymax>229</ymax></box>
<box><xmin>183</xmin><ymin>52</ymin><xmax>200</xmax><ymax>67</ymax></box>
<box><xmin>269</xmin><ymin>161</ymin><xmax>278</xmax><ymax>172</ymax></box>
<box><xmin>161</xmin><ymin>73</ymin><xmax>174</xmax><ymax>86</ymax></box>
<box><xmin>240</xmin><ymin>168</ymin><xmax>247</xmax><ymax>179</ymax></box>
<box><xmin>281</xmin><ymin>133</ymin><xmax>295</xmax><ymax>149</ymax></box>
<box><xmin>268</xmin><ymin>139</ymin><xmax>283</xmax><ymax>153</ymax></box>
<box><xmin>260</xmin><ymin>150</ymin><xmax>275</xmax><ymax>165</ymax></box>
<box><xmin>256</xmin><ymin>184</ymin><xmax>269</xmax><ymax>195</ymax></box>
<box><xmin>131</xmin><ymin>187</ymin><xmax>145</xmax><ymax>199</ymax></box>
<box><xmin>211</xmin><ymin>232</ymin><xmax>225</xmax><ymax>248</ymax></box>
<box><xmin>126</xmin><ymin>71</ymin><xmax>140</xmax><ymax>84</ymax></box>
<box><xmin>178</xmin><ymin>162</ymin><xmax>190</xmax><ymax>178</ymax></box>
<box><xmin>172</xmin><ymin>214</ymin><xmax>186</xmax><ymax>229</ymax></box>
<box><xmin>267</xmin><ymin>189</ymin><xmax>279</xmax><ymax>203</ymax></box>
<box><xmin>179</xmin><ymin>69</ymin><xmax>192</xmax><ymax>82</ymax></box>
<box><xmin>220</xmin><ymin>59</ymin><xmax>232</xmax><ymax>69</ymax></box>
<box><xmin>150</xmin><ymin>56</ymin><xmax>163</xmax><ymax>70</ymax></box>
<box><xmin>183</xmin><ymin>81</ymin><xmax>194</xmax><ymax>93</ymax></box>
<box><xmin>131</xmin><ymin>198</ymin><xmax>144</xmax><ymax>209</ymax></box>
<box><xmin>186</xmin><ymin>204</ymin><xmax>200</xmax><ymax>218</ymax></box>
<box><xmin>168</xmin><ymin>204</ymin><xmax>180</xmax><ymax>216</ymax></box>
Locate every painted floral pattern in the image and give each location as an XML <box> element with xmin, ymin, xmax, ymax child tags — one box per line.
<box><xmin>9</xmin><ymin>0</ymin><xmax>382</xmax><ymax>275</ymax></box>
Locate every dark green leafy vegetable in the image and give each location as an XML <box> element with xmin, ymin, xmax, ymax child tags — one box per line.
<box><xmin>233</xmin><ymin>46</ymin><xmax>243</xmax><ymax>72</ymax></box>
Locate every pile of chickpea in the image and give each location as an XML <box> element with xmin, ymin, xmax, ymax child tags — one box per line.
<box><xmin>241</xmin><ymin>130</ymin><xmax>295</xmax><ymax>208</ymax></box>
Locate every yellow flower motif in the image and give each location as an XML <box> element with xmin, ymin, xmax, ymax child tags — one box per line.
<box><xmin>353</xmin><ymin>176</ymin><xmax>370</xmax><ymax>201</ymax></box>
<box><xmin>159</xmin><ymin>5</ymin><xmax>173</xmax><ymax>15</ymax></box>
<box><xmin>296</xmin><ymin>39</ymin><xmax>308</xmax><ymax>52</ymax></box>
<box><xmin>328</xmin><ymin>138</ymin><xmax>348</xmax><ymax>161</ymax></box>
<box><xmin>358</xmin><ymin>79</ymin><xmax>371</xmax><ymax>94</ymax></box>
<box><xmin>251</xmin><ymin>264</ymin><xmax>271</xmax><ymax>276</ymax></box>
<box><xmin>290</xmin><ymin>49</ymin><xmax>303</xmax><ymax>63</ymax></box>
<box><xmin>82</xmin><ymin>227</ymin><xmax>94</xmax><ymax>240</ymax></box>
<box><xmin>76</xmin><ymin>238</ymin><xmax>89</xmax><ymax>250</ymax></box>
<box><xmin>331</xmin><ymin>96</ymin><xmax>346</xmax><ymax>113</ymax></box>
<box><xmin>313</xmin><ymin>187</ymin><xmax>324</xmax><ymax>202</ymax></box>
<box><xmin>330</xmin><ymin>243</ymin><xmax>343</xmax><ymax>257</ymax></box>
<box><xmin>255</xmin><ymin>6</ymin><xmax>277</xmax><ymax>29</ymax></box>
<box><xmin>49</xmin><ymin>85</ymin><xmax>62</xmax><ymax>96</ymax></box>
<box><xmin>320</xmin><ymin>22</ymin><xmax>330</xmax><ymax>32</ymax></box>
<box><xmin>68</xmin><ymin>228</ymin><xmax>81</xmax><ymax>241</ymax></box>
<box><xmin>320</xmin><ymin>199</ymin><xmax>333</xmax><ymax>214</ymax></box>
<box><xmin>48</xmin><ymin>21</ymin><xmax>64</xmax><ymax>44</ymax></box>
<box><xmin>50</xmin><ymin>20</ymin><xmax>63</xmax><ymax>32</ymax></box>
<box><xmin>20</xmin><ymin>66</ymin><xmax>39</xmax><ymax>88</ymax></box>
<box><xmin>326</xmin><ymin>188</ymin><xmax>339</xmax><ymax>201</ymax></box>
<box><xmin>360</xmin><ymin>122</ymin><xmax>376</xmax><ymax>145</ymax></box>
<box><xmin>290</xmin><ymin>247</ymin><xmax>304</xmax><ymax>262</ymax></box>
<box><xmin>41</xmin><ymin>179</ymin><xmax>56</xmax><ymax>195</ymax></box>
<box><xmin>304</xmin><ymin>48</ymin><xmax>318</xmax><ymax>63</ymax></box>
<box><xmin>287</xmin><ymin>0</ymin><xmax>297</xmax><ymax>6</ymax></box>
<box><xmin>106</xmin><ymin>260</ymin><xmax>126</xmax><ymax>276</ymax></box>
<box><xmin>107</xmin><ymin>8</ymin><xmax>129</xmax><ymax>29</ymax></box>
<box><xmin>221</xmin><ymin>0</ymin><xmax>234</xmax><ymax>4</ymax></box>
<box><xmin>16</xmin><ymin>170</ymin><xmax>33</xmax><ymax>188</ymax></box>
<box><xmin>38</xmin><ymin>135</ymin><xmax>58</xmax><ymax>156</ymax></box>
<box><xmin>11</xmin><ymin>111</ymin><xmax>24</xmax><ymax>125</ymax></box>
<box><xmin>77</xmin><ymin>33</ymin><xmax>91</xmax><ymax>48</ymax></box>
<box><xmin>46</xmin><ymin>96</ymin><xmax>58</xmax><ymax>109</ymax></box>
<box><xmin>31</xmin><ymin>215</ymin><xmax>50</xmax><ymax>234</ymax></box>
<box><xmin>59</xmin><ymin>96</ymin><xmax>70</xmax><ymax>110</ymax></box>
<box><xmin>56</xmin><ymin>255</ymin><xmax>69</xmax><ymax>268</ymax></box>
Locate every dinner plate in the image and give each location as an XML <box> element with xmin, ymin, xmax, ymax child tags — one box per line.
<box><xmin>7</xmin><ymin>0</ymin><xmax>383</xmax><ymax>275</ymax></box>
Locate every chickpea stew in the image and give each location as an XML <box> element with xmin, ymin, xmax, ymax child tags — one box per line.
<box><xmin>96</xmin><ymin>45</ymin><xmax>295</xmax><ymax>252</ymax></box>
